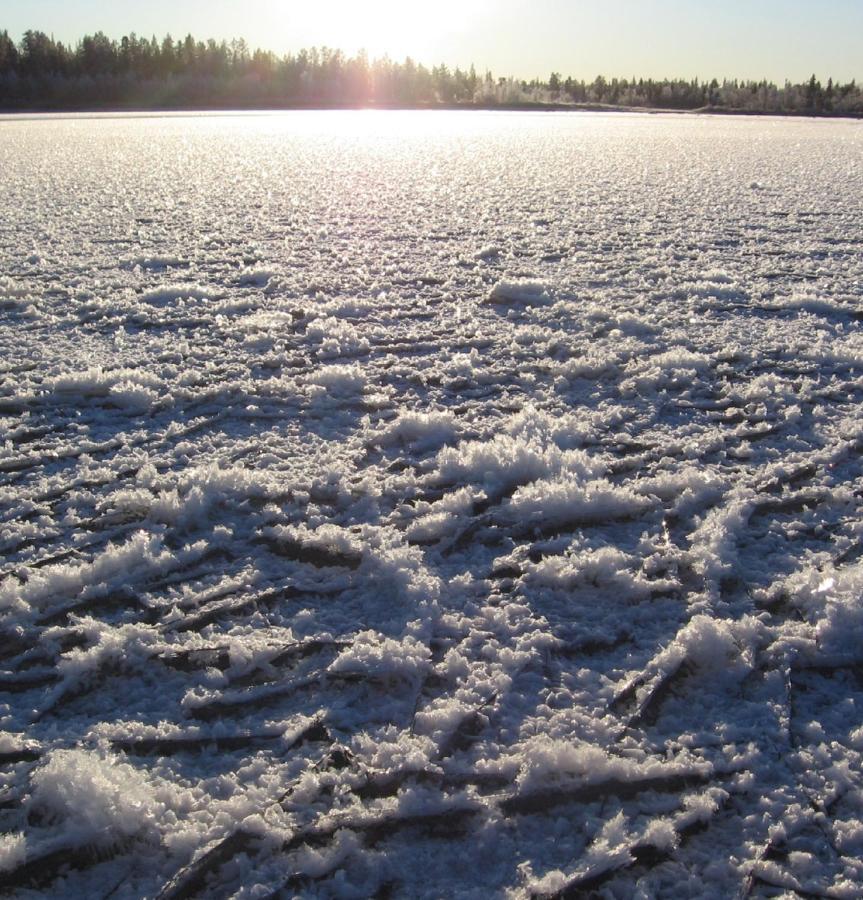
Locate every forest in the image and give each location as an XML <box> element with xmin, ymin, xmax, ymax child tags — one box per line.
<box><xmin>1</xmin><ymin>28</ymin><xmax>861</xmax><ymax>114</ymax></box>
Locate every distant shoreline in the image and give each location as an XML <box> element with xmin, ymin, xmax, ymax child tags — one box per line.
<box><xmin>1</xmin><ymin>101</ymin><xmax>861</xmax><ymax>120</ymax></box>
<box><xmin>4</xmin><ymin>30</ymin><xmax>859</xmax><ymax>119</ymax></box>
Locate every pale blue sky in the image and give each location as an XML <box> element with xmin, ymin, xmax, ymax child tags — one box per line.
<box><xmin>1</xmin><ymin>0</ymin><xmax>861</xmax><ymax>82</ymax></box>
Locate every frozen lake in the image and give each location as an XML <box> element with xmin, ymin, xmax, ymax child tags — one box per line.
<box><xmin>1</xmin><ymin>110</ymin><xmax>863</xmax><ymax>897</ymax></box>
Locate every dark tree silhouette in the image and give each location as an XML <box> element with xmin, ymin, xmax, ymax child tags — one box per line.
<box><xmin>0</xmin><ymin>28</ymin><xmax>860</xmax><ymax>114</ymax></box>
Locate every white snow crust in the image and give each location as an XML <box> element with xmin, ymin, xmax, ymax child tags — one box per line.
<box><xmin>1</xmin><ymin>109</ymin><xmax>862</xmax><ymax>898</ymax></box>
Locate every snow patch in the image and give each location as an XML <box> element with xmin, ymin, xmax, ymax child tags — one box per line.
<box><xmin>486</xmin><ymin>278</ymin><xmax>552</xmax><ymax>305</ymax></box>
<box><xmin>306</xmin><ymin>364</ymin><xmax>367</xmax><ymax>398</ymax></box>
<box><xmin>28</xmin><ymin>748</ymin><xmax>164</xmax><ymax>849</ymax></box>
<box><xmin>330</xmin><ymin>631</ymin><xmax>431</xmax><ymax>684</ymax></box>
<box><xmin>140</xmin><ymin>282</ymin><xmax>214</xmax><ymax>305</ymax></box>
<box><xmin>375</xmin><ymin>411</ymin><xmax>459</xmax><ymax>452</ymax></box>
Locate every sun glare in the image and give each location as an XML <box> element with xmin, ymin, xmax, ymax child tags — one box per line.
<box><xmin>284</xmin><ymin>0</ymin><xmax>492</xmax><ymax>62</ymax></box>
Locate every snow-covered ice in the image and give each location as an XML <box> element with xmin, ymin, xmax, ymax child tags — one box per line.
<box><xmin>1</xmin><ymin>109</ymin><xmax>863</xmax><ymax>898</ymax></box>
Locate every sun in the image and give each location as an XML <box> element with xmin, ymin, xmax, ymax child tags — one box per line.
<box><xmin>327</xmin><ymin>2</ymin><xmax>444</xmax><ymax>59</ymax></box>
<box><xmin>280</xmin><ymin>0</ymin><xmax>492</xmax><ymax>62</ymax></box>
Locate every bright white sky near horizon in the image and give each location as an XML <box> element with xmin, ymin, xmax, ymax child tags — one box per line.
<box><xmin>1</xmin><ymin>0</ymin><xmax>861</xmax><ymax>82</ymax></box>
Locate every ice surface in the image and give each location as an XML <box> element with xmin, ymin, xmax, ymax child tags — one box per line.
<box><xmin>1</xmin><ymin>109</ymin><xmax>863</xmax><ymax>898</ymax></box>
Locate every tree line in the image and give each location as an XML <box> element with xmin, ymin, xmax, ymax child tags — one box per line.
<box><xmin>0</xmin><ymin>28</ymin><xmax>860</xmax><ymax>115</ymax></box>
